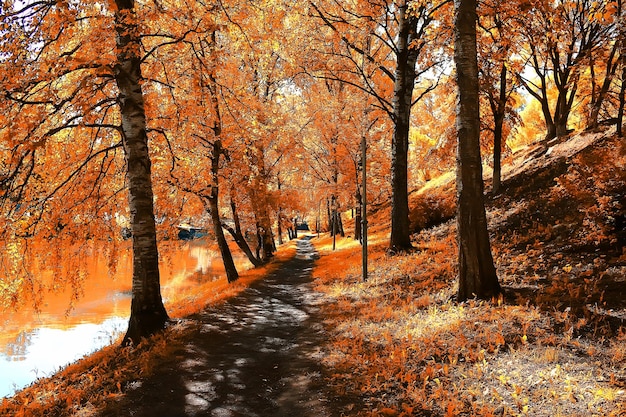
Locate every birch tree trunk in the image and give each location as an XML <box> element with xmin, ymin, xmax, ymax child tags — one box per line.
<box><xmin>113</xmin><ymin>0</ymin><xmax>168</xmax><ymax>345</ymax></box>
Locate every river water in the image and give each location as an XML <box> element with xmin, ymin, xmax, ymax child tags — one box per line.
<box><xmin>0</xmin><ymin>240</ymin><xmax>248</xmax><ymax>399</ymax></box>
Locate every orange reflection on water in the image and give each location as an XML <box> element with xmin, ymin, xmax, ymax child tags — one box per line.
<box><xmin>0</xmin><ymin>239</ymin><xmax>250</xmax><ymax>398</ymax></box>
<box><xmin>0</xmin><ymin>243</ymin><xmax>132</xmax><ymax>347</ymax></box>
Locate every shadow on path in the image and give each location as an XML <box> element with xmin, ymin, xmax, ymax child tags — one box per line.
<box><xmin>100</xmin><ymin>237</ymin><xmax>343</xmax><ymax>417</ymax></box>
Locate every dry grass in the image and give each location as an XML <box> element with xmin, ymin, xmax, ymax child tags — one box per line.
<box><xmin>308</xmin><ymin>130</ymin><xmax>626</xmax><ymax>416</ymax></box>
<box><xmin>311</xmin><ymin>226</ymin><xmax>625</xmax><ymax>416</ymax></box>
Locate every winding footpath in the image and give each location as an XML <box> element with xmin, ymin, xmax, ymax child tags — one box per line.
<box><xmin>101</xmin><ymin>237</ymin><xmax>341</xmax><ymax>417</ymax></box>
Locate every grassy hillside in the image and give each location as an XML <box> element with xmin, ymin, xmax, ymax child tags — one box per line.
<box><xmin>312</xmin><ymin>128</ymin><xmax>626</xmax><ymax>416</ymax></box>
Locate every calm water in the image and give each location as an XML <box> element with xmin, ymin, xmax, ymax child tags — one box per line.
<box><xmin>0</xmin><ymin>240</ymin><xmax>247</xmax><ymax>398</ymax></box>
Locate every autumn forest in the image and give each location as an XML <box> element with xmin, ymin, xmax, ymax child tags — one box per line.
<box><xmin>1</xmin><ymin>0</ymin><xmax>625</xmax><ymax>416</ymax></box>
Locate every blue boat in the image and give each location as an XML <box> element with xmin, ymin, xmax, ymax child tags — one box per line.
<box><xmin>177</xmin><ymin>223</ymin><xmax>208</xmax><ymax>240</ymax></box>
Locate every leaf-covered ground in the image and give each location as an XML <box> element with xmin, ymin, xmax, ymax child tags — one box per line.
<box><xmin>1</xmin><ymin>129</ymin><xmax>625</xmax><ymax>416</ymax></box>
<box><xmin>311</xmin><ymin>128</ymin><xmax>626</xmax><ymax>416</ymax></box>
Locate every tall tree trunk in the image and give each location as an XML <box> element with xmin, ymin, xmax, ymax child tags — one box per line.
<box><xmin>617</xmin><ymin>0</ymin><xmax>626</xmax><ymax>137</ymax></box>
<box><xmin>554</xmin><ymin>80</ymin><xmax>576</xmax><ymax>137</ymax></box>
<box><xmin>246</xmin><ymin>145</ymin><xmax>274</xmax><ymax>261</ymax></box>
<box><xmin>326</xmin><ymin>198</ymin><xmax>331</xmax><ymax>231</ymax></box>
<box><xmin>254</xmin><ymin>220</ymin><xmax>265</xmax><ymax>260</ymax></box>
<box><xmin>114</xmin><ymin>0</ymin><xmax>168</xmax><ymax>346</ymax></box>
<box><xmin>492</xmin><ymin>114</ymin><xmax>503</xmax><ymax>194</ymax></box>
<box><xmin>205</xmin><ymin>141</ymin><xmax>238</xmax><ymax>283</ymax></box>
<box><xmin>520</xmin><ymin>50</ymin><xmax>556</xmax><ymax>140</ymax></box>
<box><xmin>204</xmin><ymin>48</ymin><xmax>238</xmax><ymax>283</ymax></box>
<box><xmin>276</xmin><ymin>176</ymin><xmax>284</xmax><ymax>245</ymax></box>
<box><xmin>337</xmin><ymin>211</ymin><xmax>345</xmax><ymax>237</ymax></box>
<box><xmin>587</xmin><ymin>41</ymin><xmax>619</xmax><ymax>130</ymax></box>
<box><xmin>389</xmin><ymin>0</ymin><xmax>418</xmax><ymax>252</ymax></box>
<box><xmin>355</xmin><ymin>189</ymin><xmax>362</xmax><ymax>241</ymax></box>
<box><xmin>256</xmin><ymin>203</ymin><xmax>274</xmax><ymax>260</ymax></box>
<box><xmin>544</xmin><ymin>116</ymin><xmax>557</xmax><ymax>140</ymax></box>
<box><xmin>454</xmin><ymin>0</ymin><xmax>500</xmax><ymax>301</ymax></box>
<box><xmin>277</xmin><ymin>209</ymin><xmax>284</xmax><ymax>245</ymax></box>
<box><xmin>617</xmin><ymin>62</ymin><xmax>626</xmax><ymax>137</ymax></box>
<box><xmin>329</xmin><ymin>195</ymin><xmax>336</xmax><ymax>236</ymax></box>
<box><xmin>490</xmin><ymin>63</ymin><xmax>507</xmax><ymax>194</ymax></box>
<box><xmin>222</xmin><ymin>196</ymin><xmax>263</xmax><ymax>267</ymax></box>
<box><xmin>206</xmin><ymin>191</ymin><xmax>239</xmax><ymax>283</ymax></box>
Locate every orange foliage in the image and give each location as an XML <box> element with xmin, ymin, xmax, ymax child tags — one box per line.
<box><xmin>0</xmin><ymin>0</ymin><xmax>625</xmax><ymax>412</ymax></box>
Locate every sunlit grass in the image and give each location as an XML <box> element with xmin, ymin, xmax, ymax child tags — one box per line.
<box><xmin>310</xmin><ymin>226</ymin><xmax>626</xmax><ymax>416</ymax></box>
<box><xmin>307</xmin><ymin>133</ymin><xmax>626</xmax><ymax>416</ymax></box>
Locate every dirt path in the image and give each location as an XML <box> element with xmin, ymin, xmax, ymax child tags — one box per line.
<box><xmin>100</xmin><ymin>237</ymin><xmax>343</xmax><ymax>417</ymax></box>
